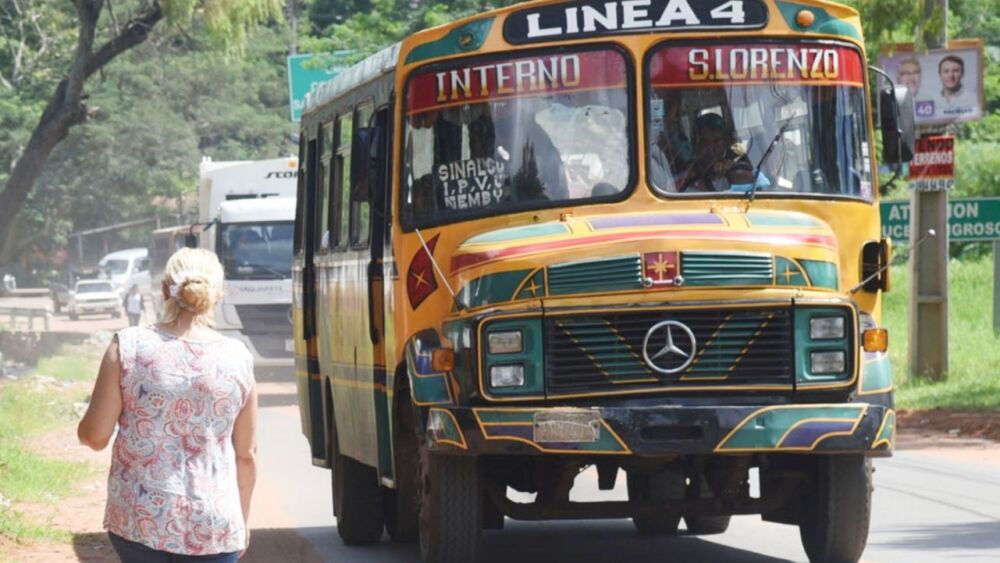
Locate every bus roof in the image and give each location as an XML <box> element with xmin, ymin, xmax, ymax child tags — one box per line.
<box><xmin>304</xmin><ymin>43</ymin><xmax>400</xmax><ymax>115</ymax></box>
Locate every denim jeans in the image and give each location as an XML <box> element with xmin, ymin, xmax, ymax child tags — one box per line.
<box><xmin>108</xmin><ymin>533</ymin><xmax>239</xmax><ymax>563</ymax></box>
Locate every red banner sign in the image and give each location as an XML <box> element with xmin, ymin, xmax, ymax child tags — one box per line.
<box><xmin>908</xmin><ymin>135</ymin><xmax>954</xmax><ymax>191</ymax></box>
<box><xmin>406</xmin><ymin>50</ymin><xmax>627</xmax><ymax>114</ymax></box>
<box><xmin>649</xmin><ymin>44</ymin><xmax>865</xmax><ymax>87</ymax></box>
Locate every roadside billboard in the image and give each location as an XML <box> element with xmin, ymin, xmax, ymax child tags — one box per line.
<box><xmin>879</xmin><ymin>40</ymin><xmax>984</xmax><ymax>125</ymax></box>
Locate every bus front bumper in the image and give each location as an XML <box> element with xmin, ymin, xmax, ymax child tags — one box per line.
<box><xmin>425</xmin><ymin>403</ymin><xmax>894</xmax><ymax>457</ymax></box>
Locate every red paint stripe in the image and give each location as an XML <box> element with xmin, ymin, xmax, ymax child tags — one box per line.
<box><xmin>451</xmin><ymin>229</ymin><xmax>836</xmax><ymax>272</ymax></box>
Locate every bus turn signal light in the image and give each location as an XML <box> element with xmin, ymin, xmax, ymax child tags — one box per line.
<box><xmin>863</xmin><ymin>329</ymin><xmax>888</xmax><ymax>353</ymax></box>
<box><xmin>431</xmin><ymin>348</ymin><xmax>456</xmax><ymax>372</ymax></box>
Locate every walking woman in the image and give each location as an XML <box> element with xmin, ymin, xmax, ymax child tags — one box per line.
<box><xmin>124</xmin><ymin>284</ymin><xmax>144</xmax><ymax>327</ymax></box>
<box><xmin>78</xmin><ymin>248</ymin><xmax>257</xmax><ymax>562</ymax></box>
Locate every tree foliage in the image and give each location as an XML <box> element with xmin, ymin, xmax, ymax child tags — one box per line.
<box><xmin>0</xmin><ymin>0</ymin><xmax>284</xmax><ymax>273</ymax></box>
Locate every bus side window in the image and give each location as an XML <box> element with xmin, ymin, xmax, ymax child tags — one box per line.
<box><xmin>317</xmin><ymin>122</ymin><xmax>334</xmax><ymax>250</ymax></box>
<box><xmin>293</xmin><ymin>135</ymin><xmax>306</xmax><ymax>255</ymax></box>
<box><xmin>335</xmin><ymin>112</ymin><xmax>353</xmax><ymax>249</ymax></box>
<box><xmin>351</xmin><ymin>104</ymin><xmax>374</xmax><ymax>247</ymax></box>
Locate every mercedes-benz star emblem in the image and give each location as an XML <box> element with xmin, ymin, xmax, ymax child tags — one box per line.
<box><xmin>642</xmin><ymin>320</ymin><xmax>697</xmax><ymax>374</ymax></box>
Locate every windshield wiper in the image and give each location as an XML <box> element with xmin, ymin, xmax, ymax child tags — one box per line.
<box><xmin>748</xmin><ymin>121</ymin><xmax>794</xmax><ymax>203</ymax></box>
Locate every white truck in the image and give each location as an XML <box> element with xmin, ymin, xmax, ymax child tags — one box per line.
<box><xmin>199</xmin><ymin>157</ymin><xmax>298</xmax><ymax>367</ymax></box>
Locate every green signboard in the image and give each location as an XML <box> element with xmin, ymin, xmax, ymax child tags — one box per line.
<box><xmin>286</xmin><ymin>53</ymin><xmax>344</xmax><ymax>122</ymax></box>
<box><xmin>881</xmin><ymin>197</ymin><xmax>1000</xmax><ymax>242</ymax></box>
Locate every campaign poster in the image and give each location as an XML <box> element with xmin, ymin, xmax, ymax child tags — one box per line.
<box><xmin>879</xmin><ymin>40</ymin><xmax>984</xmax><ymax>125</ymax></box>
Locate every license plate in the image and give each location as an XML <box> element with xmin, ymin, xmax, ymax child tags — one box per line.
<box><xmin>533</xmin><ymin>410</ymin><xmax>600</xmax><ymax>443</ymax></box>
<box><xmin>285</xmin><ymin>339</ymin><xmax>295</xmax><ymax>352</ymax></box>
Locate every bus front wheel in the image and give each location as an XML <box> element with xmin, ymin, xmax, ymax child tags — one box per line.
<box><xmin>419</xmin><ymin>452</ymin><xmax>482</xmax><ymax>563</ymax></box>
<box><xmin>330</xmin><ymin>414</ymin><xmax>384</xmax><ymax>545</ymax></box>
<box><xmin>799</xmin><ymin>455</ymin><xmax>872</xmax><ymax>563</ymax></box>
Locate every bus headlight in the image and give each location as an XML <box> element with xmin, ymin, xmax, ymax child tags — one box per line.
<box><xmin>810</xmin><ymin>351</ymin><xmax>846</xmax><ymax>374</ymax></box>
<box><xmin>490</xmin><ymin>364</ymin><xmax>525</xmax><ymax>388</ymax></box>
<box><xmin>488</xmin><ymin>331</ymin><xmax>523</xmax><ymax>354</ymax></box>
<box><xmin>810</xmin><ymin>317</ymin><xmax>845</xmax><ymax>339</ymax></box>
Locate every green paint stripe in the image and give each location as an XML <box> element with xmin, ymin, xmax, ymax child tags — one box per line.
<box><xmin>876</xmin><ymin>411</ymin><xmax>895</xmax><ymax>443</ymax></box>
<box><xmin>718</xmin><ymin>406</ymin><xmax>864</xmax><ymax>450</ymax></box>
<box><xmin>464</xmin><ymin>222</ymin><xmax>567</xmax><ymax>245</ymax></box>
<box><xmin>799</xmin><ymin>259</ymin><xmax>839</xmax><ymax>290</ymax></box>
<box><xmin>477</xmin><ymin>410</ymin><xmax>536</xmax><ymax>424</ymax></box>
<box><xmin>405</xmin><ymin>18</ymin><xmax>494</xmax><ymax>65</ymax></box>
<box><xmin>458</xmin><ymin>269</ymin><xmax>532</xmax><ymax>308</ymax></box>
<box><xmin>775</xmin><ymin>1</ymin><xmax>861</xmax><ymax>40</ymax></box>
<box><xmin>439</xmin><ymin>412</ymin><xmax>464</xmax><ymax>444</ymax></box>
<box><xmin>412</xmin><ymin>375</ymin><xmax>451</xmax><ymax>404</ymax></box>
<box><xmin>861</xmin><ymin>357</ymin><xmax>892</xmax><ymax>392</ymax></box>
<box><xmin>746</xmin><ymin>212</ymin><xmax>824</xmax><ymax>228</ymax></box>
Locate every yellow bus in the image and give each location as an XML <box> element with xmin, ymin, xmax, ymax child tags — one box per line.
<box><xmin>293</xmin><ymin>1</ymin><xmax>914</xmax><ymax>561</ymax></box>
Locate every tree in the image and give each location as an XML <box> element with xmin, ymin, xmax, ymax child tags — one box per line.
<box><xmin>0</xmin><ymin>0</ymin><xmax>284</xmax><ymax>267</ymax></box>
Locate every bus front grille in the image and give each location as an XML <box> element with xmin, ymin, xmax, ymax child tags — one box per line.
<box><xmin>544</xmin><ymin>307</ymin><xmax>793</xmax><ymax>394</ymax></box>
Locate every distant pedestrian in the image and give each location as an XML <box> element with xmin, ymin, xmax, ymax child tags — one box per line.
<box><xmin>78</xmin><ymin>248</ymin><xmax>257</xmax><ymax>562</ymax></box>
<box><xmin>124</xmin><ymin>285</ymin><xmax>143</xmax><ymax>327</ymax></box>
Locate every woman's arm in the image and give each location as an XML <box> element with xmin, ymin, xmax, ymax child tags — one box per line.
<box><xmin>232</xmin><ymin>385</ymin><xmax>258</xmax><ymax>529</ymax></box>
<box><xmin>77</xmin><ymin>337</ymin><xmax>124</xmax><ymax>450</ymax></box>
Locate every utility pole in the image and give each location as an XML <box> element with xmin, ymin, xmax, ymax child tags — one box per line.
<box><xmin>288</xmin><ymin>0</ymin><xmax>299</xmax><ymax>55</ymax></box>
<box><xmin>909</xmin><ymin>0</ymin><xmax>949</xmax><ymax>379</ymax></box>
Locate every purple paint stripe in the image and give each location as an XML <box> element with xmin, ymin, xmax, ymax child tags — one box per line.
<box><xmin>589</xmin><ymin>213</ymin><xmax>723</xmax><ymax>229</ymax></box>
<box><xmin>780</xmin><ymin>420</ymin><xmax>857</xmax><ymax>448</ymax></box>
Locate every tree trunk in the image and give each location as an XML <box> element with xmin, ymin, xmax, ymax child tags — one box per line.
<box><xmin>0</xmin><ymin>1</ymin><xmax>163</xmax><ymax>266</ymax></box>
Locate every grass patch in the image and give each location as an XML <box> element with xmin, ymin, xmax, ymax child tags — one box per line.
<box><xmin>883</xmin><ymin>255</ymin><xmax>1000</xmax><ymax>409</ymax></box>
<box><xmin>0</xmin><ymin>346</ymin><xmax>101</xmax><ymax>546</ymax></box>
<box><xmin>0</xmin><ymin>506</ymin><xmax>71</xmax><ymax>545</ymax></box>
<box><xmin>30</xmin><ymin>346</ymin><xmax>100</xmax><ymax>383</ymax></box>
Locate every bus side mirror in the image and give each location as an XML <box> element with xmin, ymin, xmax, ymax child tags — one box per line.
<box><xmin>184</xmin><ymin>234</ymin><xmax>198</xmax><ymax>248</ymax></box>
<box><xmin>351</xmin><ymin>127</ymin><xmax>382</xmax><ymax>202</ymax></box>
<box><xmin>860</xmin><ymin>238</ymin><xmax>892</xmax><ymax>293</ymax></box>
<box><xmin>880</xmin><ymin>86</ymin><xmax>915</xmax><ymax>164</ymax></box>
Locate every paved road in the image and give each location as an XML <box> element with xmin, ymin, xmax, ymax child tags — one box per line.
<box><xmin>0</xmin><ymin>294</ymin><xmax>138</xmax><ymax>333</ymax></box>
<box><xmin>247</xmin><ymin>380</ymin><xmax>1000</xmax><ymax>563</ymax></box>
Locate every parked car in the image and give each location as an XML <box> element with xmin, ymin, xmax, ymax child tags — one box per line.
<box><xmin>50</xmin><ymin>268</ymin><xmax>98</xmax><ymax>313</ymax></box>
<box><xmin>67</xmin><ymin>280</ymin><xmax>122</xmax><ymax>320</ymax></box>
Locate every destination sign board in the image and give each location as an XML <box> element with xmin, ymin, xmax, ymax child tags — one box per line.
<box><xmin>504</xmin><ymin>0</ymin><xmax>768</xmax><ymax>44</ymax></box>
<box><xmin>881</xmin><ymin>197</ymin><xmax>1000</xmax><ymax>242</ymax></box>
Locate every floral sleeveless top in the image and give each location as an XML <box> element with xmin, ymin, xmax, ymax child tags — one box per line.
<box><xmin>104</xmin><ymin>326</ymin><xmax>254</xmax><ymax>555</ymax></box>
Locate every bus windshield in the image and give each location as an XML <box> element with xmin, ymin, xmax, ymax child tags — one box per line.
<box><xmin>647</xmin><ymin>41</ymin><xmax>873</xmax><ymax>199</ymax></box>
<box><xmin>219</xmin><ymin>222</ymin><xmax>294</xmax><ymax>280</ymax></box>
<box><xmin>402</xmin><ymin>48</ymin><xmax>632</xmax><ymax>227</ymax></box>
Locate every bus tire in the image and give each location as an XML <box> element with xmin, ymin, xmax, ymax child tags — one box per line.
<box><xmin>627</xmin><ymin>468</ymin><xmax>683</xmax><ymax>535</ymax></box>
<box><xmin>385</xmin><ymin>391</ymin><xmax>420</xmax><ymax>543</ymax></box>
<box><xmin>419</xmin><ymin>453</ymin><xmax>482</xmax><ymax>563</ymax></box>
<box><xmin>331</xmin><ymin>416</ymin><xmax>384</xmax><ymax>545</ymax></box>
<box><xmin>684</xmin><ymin>514</ymin><xmax>731</xmax><ymax>535</ymax></box>
<box><xmin>799</xmin><ymin>455</ymin><xmax>872</xmax><ymax>563</ymax></box>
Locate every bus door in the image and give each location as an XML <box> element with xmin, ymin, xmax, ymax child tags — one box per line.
<box><xmin>365</xmin><ymin>104</ymin><xmax>394</xmax><ymax>482</ymax></box>
<box><xmin>296</xmin><ymin>130</ymin><xmax>327</xmax><ymax>465</ymax></box>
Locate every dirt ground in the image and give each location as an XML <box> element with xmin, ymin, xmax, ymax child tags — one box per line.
<box><xmin>2</xmin><ymin>411</ymin><xmax>1000</xmax><ymax>562</ymax></box>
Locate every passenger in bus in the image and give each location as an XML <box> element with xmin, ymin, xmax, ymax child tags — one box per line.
<box><xmin>648</xmin><ymin>91</ymin><xmax>694</xmax><ymax>192</ymax></box>
<box><xmin>678</xmin><ymin>113</ymin><xmax>769</xmax><ymax>193</ymax></box>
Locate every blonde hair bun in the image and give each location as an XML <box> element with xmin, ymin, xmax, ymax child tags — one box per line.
<box><xmin>162</xmin><ymin>248</ymin><xmax>225</xmax><ymax>325</ymax></box>
<box><xmin>178</xmin><ymin>277</ymin><xmax>213</xmax><ymax>315</ymax></box>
